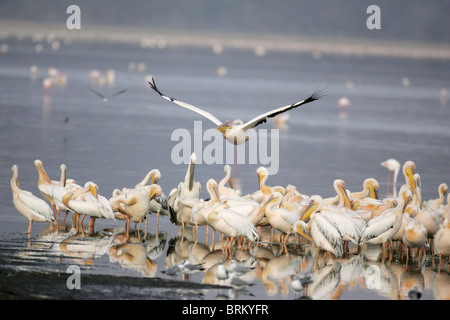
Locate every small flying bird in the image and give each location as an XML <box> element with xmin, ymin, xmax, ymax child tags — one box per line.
<box><xmin>148</xmin><ymin>77</ymin><xmax>326</xmax><ymax>145</ymax></box>
<box><xmin>89</xmin><ymin>88</ymin><xmax>127</xmax><ymax>102</ymax></box>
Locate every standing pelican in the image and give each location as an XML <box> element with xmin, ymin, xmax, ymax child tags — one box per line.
<box><xmin>401</xmin><ymin>205</ymin><xmax>428</xmax><ymax>268</ymax></box>
<box><xmin>294</xmin><ymin>195</ymin><xmax>343</xmax><ymax>258</ymax></box>
<box><xmin>422</xmin><ymin>183</ymin><xmax>448</xmax><ymax>211</ymax></box>
<box><xmin>34</xmin><ymin>159</ymin><xmax>63</xmax><ymax>211</ymax></box>
<box><xmin>218</xmin><ymin>165</ymin><xmax>241</xmax><ymax>198</ymax></box>
<box><xmin>179</xmin><ymin>153</ymin><xmax>201</xmax><ymax>200</ymax></box>
<box><xmin>111</xmin><ymin>185</ymin><xmax>161</xmax><ymax>239</ymax></box>
<box><xmin>381</xmin><ymin>159</ymin><xmax>401</xmax><ymax>197</ymax></box>
<box><xmin>62</xmin><ymin>182</ymin><xmax>115</xmax><ymax>233</ymax></box>
<box><xmin>11</xmin><ymin>165</ymin><xmax>55</xmax><ymax>234</ymax></box>
<box><xmin>434</xmin><ymin>194</ymin><xmax>450</xmax><ymax>272</ymax></box>
<box><xmin>360</xmin><ymin>188</ymin><xmax>413</xmax><ymax>260</ymax></box>
<box><xmin>148</xmin><ymin>77</ymin><xmax>325</xmax><ymax>145</ymax></box>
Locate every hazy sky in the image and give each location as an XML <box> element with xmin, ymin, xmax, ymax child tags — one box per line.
<box><xmin>1</xmin><ymin>0</ymin><xmax>449</xmax><ymax>44</ymax></box>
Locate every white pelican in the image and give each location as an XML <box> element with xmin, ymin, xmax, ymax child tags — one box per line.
<box><xmin>34</xmin><ymin>159</ymin><xmax>64</xmax><ymax>211</ymax></box>
<box><xmin>294</xmin><ymin>196</ymin><xmax>343</xmax><ymax>258</ymax></box>
<box><xmin>134</xmin><ymin>169</ymin><xmax>170</xmax><ymax>232</ymax></box>
<box><xmin>189</xmin><ymin>179</ymin><xmax>223</xmax><ymax>242</ymax></box>
<box><xmin>422</xmin><ymin>183</ymin><xmax>448</xmax><ymax>211</ymax></box>
<box><xmin>218</xmin><ymin>165</ymin><xmax>241</xmax><ymax>198</ymax></box>
<box><xmin>350</xmin><ymin>178</ymin><xmax>379</xmax><ymax>201</ymax></box>
<box><xmin>89</xmin><ymin>88</ymin><xmax>126</xmax><ymax>102</ymax></box>
<box><xmin>401</xmin><ymin>205</ymin><xmax>428</xmax><ymax>268</ymax></box>
<box><xmin>111</xmin><ymin>184</ymin><xmax>161</xmax><ymax>238</ymax></box>
<box><xmin>434</xmin><ymin>194</ymin><xmax>450</xmax><ymax>272</ymax></box>
<box><xmin>179</xmin><ymin>152</ymin><xmax>201</xmax><ymax>200</ymax></box>
<box><xmin>360</xmin><ymin>188</ymin><xmax>413</xmax><ymax>258</ymax></box>
<box><xmin>62</xmin><ymin>182</ymin><xmax>115</xmax><ymax>232</ymax></box>
<box><xmin>206</xmin><ymin>207</ymin><xmax>259</xmax><ymax>255</ymax></box>
<box><xmin>264</xmin><ymin>192</ymin><xmax>302</xmax><ymax>244</ymax></box>
<box><xmin>381</xmin><ymin>159</ymin><xmax>401</xmax><ymax>197</ymax></box>
<box><xmin>148</xmin><ymin>77</ymin><xmax>325</xmax><ymax>145</ymax></box>
<box><xmin>402</xmin><ymin>161</ymin><xmax>416</xmax><ymax>195</ymax></box>
<box><xmin>10</xmin><ymin>165</ymin><xmax>55</xmax><ymax>234</ymax></box>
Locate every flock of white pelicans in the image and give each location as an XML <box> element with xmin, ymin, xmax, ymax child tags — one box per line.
<box><xmin>9</xmin><ymin>156</ymin><xmax>450</xmax><ymax>272</ymax></box>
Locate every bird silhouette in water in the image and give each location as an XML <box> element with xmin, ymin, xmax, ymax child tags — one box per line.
<box><xmin>89</xmin><ymin>88</ymin><xmax>127</xmax><ymax>102</ymax></box>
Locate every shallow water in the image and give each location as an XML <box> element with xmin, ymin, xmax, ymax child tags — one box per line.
<box><xmin>1</xmin><ymin>31</ymin><xmax>450</xmax><ymax>300</ymax></box>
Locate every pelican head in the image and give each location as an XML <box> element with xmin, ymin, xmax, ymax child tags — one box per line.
<box><xmin>364</xmin><ymin>178</ymin><xmax>379</xmax><ymax>199</ymax></box>
<box><xmin>148</xmin><ymin>185</ymin><xmax>162</xmax><ymax>201</ymax></box>
<box><xmin>256</xmin><ymin>166</ymin><xmax>268</xmax><ymax>190</ymax></box>
<box><xmin>440</xmin><ymin>183</ymin><xmax>448</xmax><ymax>196</ymax></box>
<box><xmin>334</xmin><ymin>179</ymin><xmax>351</xmax><ymax>209</ymax></box>
<box><xmin>216</xmin><ymin>121</ymin><xmax>232</xmax><ymax>135</ymax></box>
<box><xmin>405</xmin><ymin>204</ymin><xmax>418</xmax><ymax>218</ymax></box>
<box><xmin>207</xmin><ymin>179</ymin><xmax>220</xmax><ymax>202</ymax></box>
<box><xmin>402</xmin><ymin>161</ymin><xmax>416</xmax><ymax>194</ymax></box>
<box><xmin>301</xmin><ymin>195</ymin><xmax>323</xmax><ymax>221</ymax></box>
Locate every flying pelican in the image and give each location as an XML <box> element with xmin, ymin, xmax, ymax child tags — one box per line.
<box><xmin>10</xmin><ymin>165</ymin><xmax>55</xmax><ymax>234</ymax></box>
<box><xmin>360</xmin><ymin>188</ymin><xmax>413</xmax><ymax>260</ymax></box>
<box><xmin>381</xmin><ymin>159</ymin><xmax>401</xmax><ymax>197</ymax></box>
<box><xmin>434</xmin><ymin>193</ymin><xmax>450</xmax><ymax>272</ymax></box>
<box><xmin>89</xmin><ymin>88</ymin><xmax>127</xmax><ymax>102</ymax></box>
<box><xmin>148</xmin><ymin>77</ymin><xmax>325</xmax><ymax>145</ymax></box>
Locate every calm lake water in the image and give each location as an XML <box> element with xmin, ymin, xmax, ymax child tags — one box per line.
<box><xmin>0</xmin><ymin>30</ymin><xmax>449</xmax><ymax>300</ymax></box>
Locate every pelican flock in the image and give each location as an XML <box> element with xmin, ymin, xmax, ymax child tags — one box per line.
<box><xmin>10</xmin><ymin>157</ymin><xmax>450</xmax><ymax>271</ymax></box>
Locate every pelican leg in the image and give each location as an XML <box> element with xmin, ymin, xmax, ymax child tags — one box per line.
<box><xmin>125</xmin><ymin>217</ymin><xmax>131</xmax><ymax>241</ymax></box>
<box><xmin>88</xmin><ymin>217</ymin><xmax>95</xmax><ymax>236</ymax></box>
<box><xmin>405</xmin><ymin>247</ymin><xmax>410</xmax><ymax>270</ymax></box>
<box><xmin>63</xmin><ymin>211</ymin><xmax>69</xmax><ymax>224</ymax></box>
<box><xmin>26</xmin><ymin>220</ymin><xmax>32</xmax><ymax>234</ymax></box>
<box><xmin>80</xmin><ymin>214</ymin><xmax>86</xmax><ymax>227</ymax></box>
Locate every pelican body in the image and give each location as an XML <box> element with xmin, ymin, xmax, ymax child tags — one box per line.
<box><xmin>11</xmin><ymin>165</ymin><xmax>55</xmax><ymax>233</ymax></box>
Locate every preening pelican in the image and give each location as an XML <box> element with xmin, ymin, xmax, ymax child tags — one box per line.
<box><xmin>111</xmin><ymin>184</ymin><xmax>161</xmax><ymax>238</ymax></box>
<box><xmin>422</xmin><ymin>183</ymin><xmax>448</xmax><ymax>211</ymax></box>
<box><xmin>264</xmin><ymin>192</ymin><xmax>301</xmax><ymax>244</ymax></box>
<box><xmin>294</xmin><ymin>195</ymin><xmax>343</xmax><ymax>258</ymax></box>
<box><xmin>11</xmin><ymin>165</ymin><xmax>55</xmax><ymax>234</ymax></box>
<box><xmin>148</xmin><ymin>77</ymin><xmax>325</xmax><ymax>145</ymax></box>
<box><xmin>360</xmin><ymin>188</ymin><xmax>413</xmax><ymax>258</ymax></box>
<box><xmin>206</xmin><ymin>207</ymin><xmax>259</xmax><ymax>253</ymax></box>
<box><xmin>402</xmin><ymin>161</ymin><xmax>416</xmax><ymax>195</ymax></box>
<box><xmin>434</xmin><ymin>194</ymin><xmax>450</xmax><ymax>271</ymax></box>
<box><xmin>381</xmin><ymin>159</ymin><xmax>401</xmax><ymax>197</ymax></box>
<box><xmin>62</xmin><ymin>182</ymin><xmax>114</xmax><ymax>232</ymax></box>
<box><xmin>218</xmin><ymin>165</ymin><xmax>241</xmax><ymax>198</ymax></box>
<box><xmin>401</xmin><ymin>205</ymin><xmax>428</xmax><ymax>267</ymax></box>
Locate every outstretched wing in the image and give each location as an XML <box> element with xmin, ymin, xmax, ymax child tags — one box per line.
<box><xmin>108</xmin><ymin>88</ymin><xmax>127</xmax><ymax>99</ymax></box>
<box><xmin>89</xmin><ymin>88</ymin><xmax>106</xmax><ymax>100</ymax></box>
<box><xmin>241</xmin><ymin>88</ymin><xmax>327</xmax><ymax>131</ymax></box>
<box><xmin>148</xmin><ymin>77</ymin><xmax>223</xmax><ymax>126</ymax></box>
